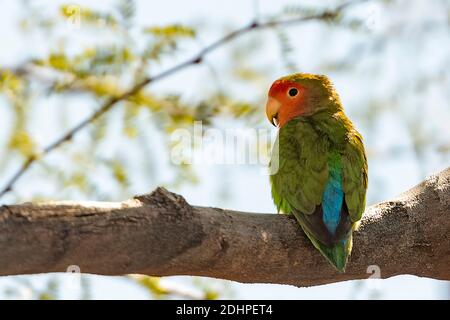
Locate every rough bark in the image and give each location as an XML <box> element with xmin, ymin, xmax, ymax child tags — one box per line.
<box><xmin>0</xmin><ymin>168</ymin><xmax>448</xmax><ymax>287</ymax></box>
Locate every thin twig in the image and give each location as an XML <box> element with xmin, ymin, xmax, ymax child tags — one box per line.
<box><xmin>0</xmin><ymin>1</ymin><xmax>366</xmax><ymax>199</ymax></box>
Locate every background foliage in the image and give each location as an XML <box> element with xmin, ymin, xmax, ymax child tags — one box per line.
<box><xmin>0</xmin><ymin>0</ymin><xmax>449</xmax><ymax>299</ymax></box>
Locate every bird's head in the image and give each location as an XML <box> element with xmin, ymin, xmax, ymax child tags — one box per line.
<box><xmin>266</xmin><ymin>73</ymin><xmax>341</xmax><ymax>127</ymax></box>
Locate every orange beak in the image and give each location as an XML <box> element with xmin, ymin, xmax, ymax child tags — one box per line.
<box><xmin>266</xmin><ymin>97</ymin><xmax>281</xmax><ymax>127</ymax></box>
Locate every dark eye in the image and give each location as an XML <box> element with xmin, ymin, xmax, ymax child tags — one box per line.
<box><xmin>288</xmin><ymin>88</ymin><xmax>298</xmax><ymax>97</ymax></box>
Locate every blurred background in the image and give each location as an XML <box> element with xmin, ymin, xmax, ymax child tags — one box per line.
<box><xmin>0</xmin><ymin>0</ymin><xmax>449</xmax><ymax>299</ymax></box>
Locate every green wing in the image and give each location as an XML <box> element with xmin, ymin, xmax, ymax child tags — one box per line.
<box><xmin>269</xmin><ymin>118</ymin><xmax>329</xmax><ymax>215</ymax></box>
<box><xmin>342</xmin><ymin>130</ymin><xmax>368</xmax><ymax>222</ymax></box>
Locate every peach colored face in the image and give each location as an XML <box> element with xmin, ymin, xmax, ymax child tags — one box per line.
<box><xmin>266</xmin><ymin>80</ymin><xmax>306</xmax><ymax>128</ymax></box>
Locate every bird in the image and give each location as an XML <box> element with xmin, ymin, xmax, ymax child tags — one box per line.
<box><xmin>266</xmin><ymin>73</ymin><xmax>368</xmax><ymax>272</ymax></box>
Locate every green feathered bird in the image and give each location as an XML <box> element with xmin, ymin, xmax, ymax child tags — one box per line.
<box><xmin>266</xmin><ymin>73</ymin><xmax>368</xmax><ymax>272</ymax></box>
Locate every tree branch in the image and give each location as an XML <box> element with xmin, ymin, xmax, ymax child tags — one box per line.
<box><xmin>0</xmin><ymin>167</ymin><xmax>448</xmax><ymax>287</ymax></box>
<box><xmin>0</xmin><ymin>0</ymin><xmax>368</xmax><ymax>199</ymax></box>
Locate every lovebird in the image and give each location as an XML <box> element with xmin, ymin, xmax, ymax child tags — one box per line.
<box><xmin>266</xmin><ymin>73</ymin><xmax>368</xmax><ymax>272</ymax></box>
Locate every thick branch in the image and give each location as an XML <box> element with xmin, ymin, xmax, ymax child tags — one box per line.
<box><xmin>0</xmin><ymin>168</ymin><xmax>448</xmax><ymax>287</ymax></box>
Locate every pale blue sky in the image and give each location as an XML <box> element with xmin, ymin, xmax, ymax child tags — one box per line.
<box><xmin>0</xmin><ymin>0</ymin><xmax>448</xmax><ymax>299</ymax></box>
